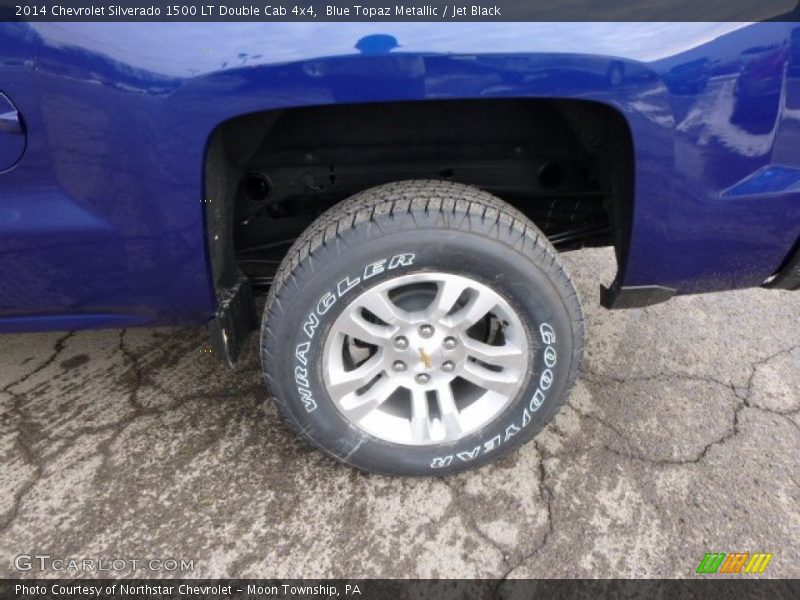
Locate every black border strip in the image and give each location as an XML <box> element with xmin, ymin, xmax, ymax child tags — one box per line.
<box><xmin>2</xmin><ymin>579</ymin><xmax>800</xmax><ymax>600</ymax></box>
<box><xmin>1</xmin><ymin>0</ymin><xmax>799</xmax><ymax>22</ymax></box>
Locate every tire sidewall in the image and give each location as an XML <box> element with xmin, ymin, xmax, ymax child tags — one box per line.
<box><xmin>263</xmin><ymin>225</ymin><xmax>576</xmax><ymax>476</ymax></box>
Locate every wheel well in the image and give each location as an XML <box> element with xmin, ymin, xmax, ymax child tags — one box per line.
<box><xmin>204</xmin><ymin>98</ymin><xmax>634</xmax><ymax>297</ymax></box>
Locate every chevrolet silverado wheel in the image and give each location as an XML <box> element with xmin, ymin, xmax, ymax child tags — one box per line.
<box><xmin>260</xmin><ymin>180</ymin><xmax>584</xmax><ymax>475</ymax></box>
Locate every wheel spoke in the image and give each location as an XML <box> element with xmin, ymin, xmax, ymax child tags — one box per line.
<box><xmin>338</xmin><ymin>376</ymin><xmax>397</xmax><ymax>423</ymax></box>
<box><xmin>327</xmin><ymin>352</ymin><xmax>386</xmax><ymax>397</ymax></box>
<box><xmin>462</xmin><ymin>338</ymin><xmax>525</xmax><ymax>371</ymax></box>
<box><xmin>460</xmin><ymin>361</ymin><xmax>518</xmax><ymax>396</ymax></box>
<box><xmin>338</xmin><ymin>311</ymin><xmax>395</xmax><ymax>346</ymax></box>
<box><xmin>410</xmin><ymin>388</ymin><xmax>433</xmax><ymax>442</ymax></box>
<box><xmin>356</xmin><ymin>289</ymin><xmax>406</xmax><ymax>325</ymax></box>
<box><xmin>436</xmin><ymin>384</ymin><xmax>463</xmax><ymax>440</ymax></box>
<box><xmin>427</xmin><ymin>278</ymin><xmax>469</xmax><ymax>319</ymax></box>
<box><xmin>444</xmin><ymin>289</ymin><xmax>498</xmax><ymax>331</ymax></box>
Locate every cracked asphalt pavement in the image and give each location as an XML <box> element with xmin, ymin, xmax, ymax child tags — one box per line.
<box><xmin>1</xmin><ymin>248</ymin><xmax>798</xmax><ymax>579</ymax></box>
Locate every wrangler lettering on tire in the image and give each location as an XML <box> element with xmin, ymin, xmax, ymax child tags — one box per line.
<box><xmin>261</xmin><ymin>180</ymin><xmax>584</xmax><ymax>476</ymax></box>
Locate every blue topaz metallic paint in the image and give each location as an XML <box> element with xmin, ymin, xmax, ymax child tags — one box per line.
<box><xmin>1</xmin><ymin>22</ymin><xmax>799</xmax><ymax>332</ymax></box>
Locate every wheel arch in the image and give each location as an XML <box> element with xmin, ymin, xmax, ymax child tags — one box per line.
<box><xmin>194</xmin><ymin>56</ymin><xmax>677</xmax><ymax>362</ymax></box>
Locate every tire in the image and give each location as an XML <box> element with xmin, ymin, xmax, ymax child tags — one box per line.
<box><xmin>260</xmin><ymin>180</ymin><xmax>584</xmax><ymax>476</ymax></box>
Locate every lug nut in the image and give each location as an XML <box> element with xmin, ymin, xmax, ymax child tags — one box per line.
<box><xmin>393</xmin><ymin>360</ymin><xmax>407</xmax><ymax>372</ymax></box>
<box><xmin>415</xmin><ymin>373</ymin><xmax>431</xmax><ymax>385</ymax></box>
<box><xmin>442</xmin><ymin>336</ymin><xmax>457</xmax><ymax>350</ymax></box>
<box><xmin>442</xmin><ymin>361</ymin><xmax>455</xmax><ymax>373</ymax></box>
<box><xmin>394</xmin><ymin>336</ymin><xmax>409</xmax><ymax>350</ymax></box>
<box><xmin>419</xmin><ymin>324</ymin><xmax>434</xmax><ymax>338</ymax></box>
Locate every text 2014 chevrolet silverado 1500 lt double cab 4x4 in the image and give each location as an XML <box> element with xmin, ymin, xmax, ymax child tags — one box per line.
<box><xmin>1</xmin><ymin>22</ymin><xmax>799</xmax><ymax>474</ymax></box>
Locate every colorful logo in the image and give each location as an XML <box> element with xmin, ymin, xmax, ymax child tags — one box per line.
<box><xmin>696</xmin><ymin>552</ymin><xmax>773</xmax><ymax>574</ymax></box>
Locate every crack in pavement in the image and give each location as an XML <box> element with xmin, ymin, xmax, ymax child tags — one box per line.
<box><xmin>0</xmin><ymin>331</ymin><xmax>75</xmax><ymax>532</ymax></box>
<box><xmin>570</xmin><ymin>396</ymin><xmax>745</xmax><ymax>467</ymax></box>
<box><xmin>581</xmin><ymin>369</ymin><xmax>744</xmax><ymax>400</ymax></box>
<box><xmin>2</xmin><ymin>331</ymin><xmax>75</xmax><ymax>396</ymax></box>
<box><xmin>741</xmin><ymin>344</ymin><xmax>800</xmax><ymax>426</ymax></box>
<box><xmin>569</xmin><ymin>344</ymin><xmax>800</xmax><ymax>467</ymax></box>
<box><xmin>1</xmin><ymin>329</ymin><xmax>234</xmax><ymax>534</ymax></box>
<box><xmin>439</xmin><ymin>477</ymin><xmax>510</xmax><ymax>570</ymax></box>
<box><xmin>493</xmin><ymin>441</ymin><xmax>555</xmax><ymax>591</ymax></box>
<box><xmin>118</xmin><ymin>329</ymin><xmax>145</xmax><ymax>412</ymax></box>
<box><xmin>88</xmin><ymin>329</ymin><xmax>219</xmax><ymax>489</ymax></box>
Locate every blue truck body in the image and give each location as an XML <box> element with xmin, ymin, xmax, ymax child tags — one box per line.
<box><xmin>1</xmin><ymin>22</ymin><xmax>799</xmax><ymax>333</ymax></box>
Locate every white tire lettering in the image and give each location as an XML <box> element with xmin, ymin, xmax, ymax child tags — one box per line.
<box><xmin>544</xmin><ymin>346</ymin><xmax>557</xmax><ymax>368</ymax></box>
<box><xmin>295</xmin><ymin>342</ymin><xmax>310</xmax><ymax>366</ymax></box>
<box><xmin>317</xmin><ymin>291</ymin><xmax>336</xmax><ymax>315</ymax></box>
<box><xmin>388</xmin><ymin>253</ymin><xmax>415</xmax><ymax>269</ymax></box>
<box><xmin>431</xmin><ymin>455</ymin><xmax>453</xmax><ymax>468</ymax></box>
<box><xmin>540</xmin><ymin>369</ymin><xmax>553</xmax><ymax>391</ymax></box>
<box><xmin>337</xmin><ymin>274</ymin><xmax>360</xmax><ymax>296</ymax></box>
<box><xmin>530</xmin><ymin>388</ymin><xmax>545</xmax><ymax>411</ymax></box>
<box><xmin>522</xmin><ymin>407</ymin><xmax>532</xmax><ymax>427</ymax></box>
<box><xmin>540</xmin><ymin>323</ymin><xmax>556</xmax><ymax>345</ymax></box>
<box><xmin>294</xmin><ymin>365</ymin><xmax>309</xmax><ymax>388</ymax></box>
<box><xmin>456</xmin><ymin>446</ymin><xmax>482</xmax><ymax>462</ymax></box>
<box><xmin>363</xmin><ymin>259</ymin><xmax>386</xmax><ymax>280</ymax></box>
<box><xmin>297</xmin><ymin>386</ymin><xmax>317</xmax><ymax>412</ymax></box>
<box><xmin>303</xmin><ymin>312</ymin><xmax>319</xmax><ymax>339</ymax></box>
<box><xmin>504</xmin><ymin>423</ymin><xmax>520</xmax><ymax>442</ymax></box>
<box><xmin>483</xmin><ymin>435</ymin><xmax>502</xmax><ymax>453</ymax></box>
